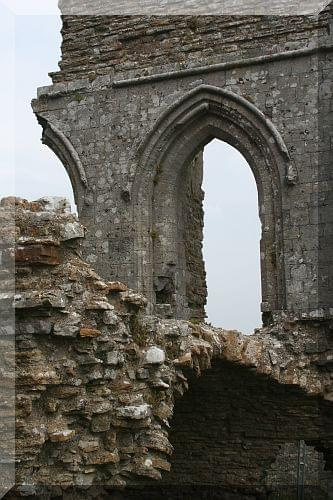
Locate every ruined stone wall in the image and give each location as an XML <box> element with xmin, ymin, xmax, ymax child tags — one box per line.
<box><xmin>162</xmin><ymin>361</ymin><xmax>332</xmax><ymax>496</ymax></box>
<box><xmin>52</xmin><ymin>14</ymin><xmax>329</xmax><ymax>83</ymax></box>
<box><xmin>6</xmin><ymin>3</ymin><xmax>333</xmax><ymax>497</ymax></box>
<box><xmin>183</xmin><ymin>153</ymin><xmax>206</xmax><ymax>320</ymax></box>
<box><xmin>5</xmin><ymin>198</ymin><xmax>333</xmax><ymax>497</ymax></box>
<box><xmin>265</xmin><ymin>442</ymin><xmax>333</xmax><ymax>496</ymax></box>
<box><xmin>32</xmin><ymin>5</ymin><xmax>333</xmax><ymax>321</ymax></box>
<box><xmin>153</xmin><ymin>151</ymin><xmax>207</xmax><ymax>321</ymax></box>
<box><xmin>318</xmin><ymin>46</ymin><xmax>333</xmax><ymax>312</ymax></box>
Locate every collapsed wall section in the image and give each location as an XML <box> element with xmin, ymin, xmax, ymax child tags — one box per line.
<box><xmin>4</xmin><ymin>197</ymin><xmax>333</xmax><ymax>497</ymax></box>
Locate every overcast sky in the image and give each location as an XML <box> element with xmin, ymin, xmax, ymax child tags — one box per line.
<box><xmin>1</xmin><ymin>8</ymin><xmax>262</xmax><ymax>334</ymax></box>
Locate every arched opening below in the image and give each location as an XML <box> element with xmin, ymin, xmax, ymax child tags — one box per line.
<box><xmin>159</xmin><ymin>361</ymin><xmax>332</xmax><ymax>498</ymax></box>
<box><xmin>202</xmin><ymin>139</ymin><xmax>262</xmax><ymax>334</ymax></box>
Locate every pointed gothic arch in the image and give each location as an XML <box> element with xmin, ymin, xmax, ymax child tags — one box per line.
<box><xmin>133</xmin><ymin>85</ymin><xmax>291</xmax><ymax>321</ymax></box>
<box><xmin>35</xmin><ymin>114</ymin><xmax>88</xmax><ymax>213</ymax></box>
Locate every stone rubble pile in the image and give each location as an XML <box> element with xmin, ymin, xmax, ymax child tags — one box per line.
<box><xmin>1</xmin><ymin>197</ymin><xmax>332</xmax><ymax>494</ymax></box>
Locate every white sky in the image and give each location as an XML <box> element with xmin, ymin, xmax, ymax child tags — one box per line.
<box><xmin>203</xmin><ymin>141</ymin><xmax>261</xmax><ymax>333</ymax></box>
<box><xmin>1</xmin><ymin>9</ymin><xmax>262</xmax><ymax>334</ymax></box>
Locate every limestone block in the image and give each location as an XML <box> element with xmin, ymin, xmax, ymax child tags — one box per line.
<box><xmin>60</xmin><ymin>221</ymin><xmax>85</xmax><ymax>241</ymax></box>
<box><xmin>116</xmin><ymin>404</ymin><xmax>151</xmax><ymax>420</ymax></box>
<box><xmin>106</xmin><ymin>351</ymin><xmax>124</xmax><ymax>366</ymax></box>
<box><xmin>144</xmin><ymin>346</ymin><xmax>165</xmax><ymax>365</ymax></box>
<box><xmin>49</xmin><ymin>429</ymin><xmax>76</xmax><ymax>443</ymax></box>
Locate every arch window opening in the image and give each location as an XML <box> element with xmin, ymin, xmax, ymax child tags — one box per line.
<box><xmin>202</xmin><ymin>139</ymin><xmax>262</xmax><ymax>335</ymax></box>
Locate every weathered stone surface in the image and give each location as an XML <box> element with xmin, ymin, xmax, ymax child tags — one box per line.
<box><xmin>120</xmin><ymin>291</ymin><xmax>148</xmax><ymax>309</ymax></box>
<box><xmin>107</xmin><ymin>281</ymin><xmax>128</xmax><ymax>292</ymax></box>
<box><xmin>7</xmin><ymin>199</ymin><xmax>333</xmax><ymax>496</ymax></box>
<box><xmin>78</xmin><ymin>439</ymin><xmax>100</xmax><ymax>453</ymax></box>
<box><xmin>59</xmin><ymin>221</ymin><xmax>85</xmax><ymax>241</ymax></box>
<box><xmin>102</xmin><ymin>310</ymin><xmax>119</xmax><ymax>325</ymax></box>
<box><xmin>37</xmin><ymin>197</ymin><xmax>71</xmax><ymax>213</ymax></box>
<box><xmin>18</xmin><ymin>320</ymin><xmax>52</xmax><ymax>335</ymax></box>
<box><xmin>116</xmin><ymin>404</ymin><xmax>151</xmax><ymax>420</ymax></box>
<box><xmin>79</xmin><ymin>327</ymin><xmax>101</xmax><ymax>338</ymax></box>
<box><xmin>84</xmin><ymin>451</ymin><xmax>119</xmax><ymax>465</ymax></box>
<box><xmin>14</xmin><ymin>291</ymin><xmax>67</xmax><ymax>309</ymax></box>
<box><xmin>6</xmin><ymin>4</ymin><xmax>333</xmax><ymax>492</ymax></box>
<box><xmin>144</xmin><ymin>347</ymin><xmax>165</xmax><ymax>365</ymax></box>
<box><xmin>15</xmin><ymin>244</ymin><xmax>60</xmax><ymax>266</ymax></box>
<box><xmin>31</xmin><ymin>5</ymin><xmax>333</xmax><ymax>326</ymax></box>
<box><xmin>53</xmin><ymin>312</ymin><xmax>81</xmax><ymax>337</ymax></box>
<box><xmin>49</xmin><ymin>429</ymin><xmax>75</xmax><ymax>443</ymax></box>
<box><xmin>106</xmin><ymin>351</ymin><xmax>124</xmax><ymax>366</ymax></box>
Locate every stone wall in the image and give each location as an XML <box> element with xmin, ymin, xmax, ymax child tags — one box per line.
<box><xmin>265</xmin><ymin>442</ymin><xmax>333</xmax><ymax>496</ymax></box>
<box><xmin>32</xmin><ymin>5</ymin><xmax>333</xmax><ymax>321</ymax></box>
<box><xmin>4</xmin><ymin>198</ymin><xmax>333</xmax><ymax>497</ymax></box>
<box><xmin>162</xmin><ymin>361</ymin><xmax>332</xmax><ymax>497</ymax></box>
<box><xmin>183</xmin><ymin>153</ymin><xmax>206</xmax><ymax>320</ymax></box>
<box><xmin>12</xmin><ymin>4</ymin><xmax>333</xmax><ymax>495</ymax></box>
<box><xmin>52</xmin><ymin>14</ymin><xmax>329</xmax><ymax>83</ymax></box>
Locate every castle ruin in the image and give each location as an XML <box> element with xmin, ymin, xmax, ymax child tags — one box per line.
<box><xmin>2</xmin><ymin>1</ymin><xmax>333</xmax><ymax>498</ymax></box>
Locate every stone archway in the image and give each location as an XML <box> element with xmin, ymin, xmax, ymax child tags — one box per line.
<box><xmin>158</xmin><ymin>360</ymin><xmax>332</xmax><ymax>498</ymax></box>
<box><xmin>133</xmin><ymin>85</ymin><xmax>293</xmax><ymax>321</ymax></box>
<box><xmin>35</xmin><ymin>114</ymin><xmax>88</xmax><ymax>213</ymax></box>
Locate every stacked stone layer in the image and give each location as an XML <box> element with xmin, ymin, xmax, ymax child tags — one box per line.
<box><xmin>2</xmin><ymin>198</ymin><xmax>333</xmax><ymax>497</ymax></box>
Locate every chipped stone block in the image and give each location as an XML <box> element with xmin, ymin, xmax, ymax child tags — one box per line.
<box><xmin>18</xmin><ymin>319</ymin><xmax>52</xmax><ymax>335</ymax></box>
<box><xmin>103</xmin><ymin>310</ymin><xmax>119</xmax><ymax>325</ymax></box>
<box><xmin>74</xmin><ymin>473</ymin><xmax>95</xmax><ymax>487</ymax></box>
<box><xmin>53</xmin><ymin>313</ymin><xmax>81</xmax><ymax>337</ymax></box>
<box><xmin>60</xmin><ymin>221</ymin><xmax>85</xmax><ymax>241</ymax></box>
<box><xmin>144</xmin><ymin>346</ymin><xmax>165</xmax><ymax>365</ymax></box>
<box><xmin>15</xmin><ymin>244</ymin><xmax>61</xmax><ymax>266</ymax></box>
<box><xmin>84</xmin><ymin>299</ymin><xmax>113</xmax><ymax>310</ymax></box>
<box><xmin>79</xmin><ymin>327</ymin><xmax>101</xmax><ymax>338</ymax></box>
<box><xmin>84</xmin><ymin>450</ymin><xmax>119</xmax><ymax>465</ymax></box>
<box><xmin>54</xmin><ymin>324</ymin><xmax>79</xmax><ymax>337</ymax></box>
<box><xmin>152</xmin><ymin>455</ymin><xmax>171</xmax><ymax>471</ymax></box>
<box><xmin>107</xmin><ymin>281</ymin><xmax>128</xmax><ymax>292</ymax></box>
<box><xmin>106</xmin><ymin>351</ymin><xmax>124</xmax><ymax>366</ymax></box>
<box><xmin>85</xmin><ymin>367</ymin><xmax>104</xmax><ymax>382</ymax></box>
<box><xmin>75</xmin><ymin>353</ymin><xmax>102</xmax><ymax>365</ymax></box>
<box><xmin>91</xmin><ymin>400</ymin><xmax>112</xmax><ymax>414</ymax></box>
<box><xmin>120</xmin><ymin>291</ymin><xmax>148</xmax><ymax>309</ymax></box>
<box><xmin>49</xmin><ymin>429</ymin><xmax>75</xmax><ymax>443</ymax></box>
<box><xmin>37</xmin><ymin>197</ymin><xmax>71</xmax><ymax>213</ymax></box>
<box><xmin>104</xmin><ymin>368</ymin><xmax>117</xmax><ymax>380</ymax></box>
<box><xmin>78</xmin><ymin>439</ymin><xmax>100</xmax><ymax>453</ymax></box>
<box><xmin>116</xmin><ymin>404</ymin><xmax>151</xmax><ymax>420</ymax></box>
<box><xmin>173</xmin><ymin>352</ymin><xmax>192</xmax><ymax>366</ymax></box>
<box><xmin>14</xmin><ymin>291</ymin><xmax>67</xmax><ymax>309</ymax></box>
<box><xmin>91</xmin><ymin>414</ymin><xmax>111</xmax><ymax>432</ymax></box>
<box><xmin>150</xmin><ymin>378</ymin><xmax>169</xmax><ymax>389</ymax></box>
<box><xmin>136</xmin><ymin>368</ymin><xmax>149</xmax><ymax>379</ymax></box>
<box><xmin>139</xmin><ymin>430</ymin><xmax>173</xmax><ymax>455</ymax></box>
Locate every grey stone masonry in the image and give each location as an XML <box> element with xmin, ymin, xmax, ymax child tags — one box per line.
<box><xmin>32</xmin><ymin>4</ymin><xmax>333</xmax><ymax>323</ymax></box>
